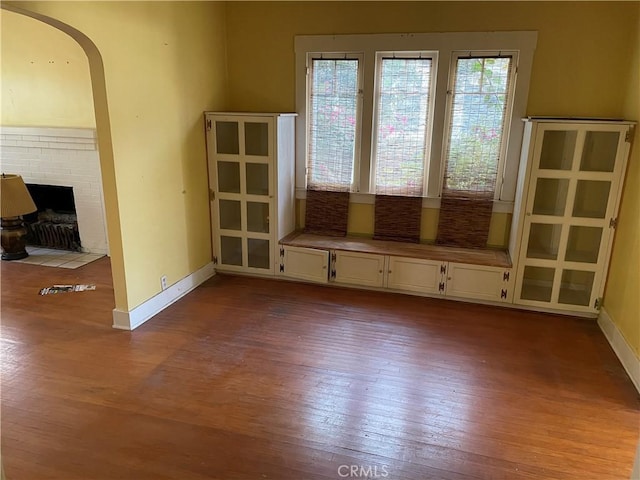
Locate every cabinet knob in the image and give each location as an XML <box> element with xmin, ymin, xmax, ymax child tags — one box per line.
<box><xmin>526</xmin><ymin>212</ymin><xmax>531</xmax><ymax>216</ymax></box>
<box><xmin>388</xmin><ymin>270</ymin><xmax>392</xmax><ymax>274</ymax></box>
<box><xmin>379</xmin><ymin>270</ymin><xmax>383</xmax><ymax>274</ymax></box>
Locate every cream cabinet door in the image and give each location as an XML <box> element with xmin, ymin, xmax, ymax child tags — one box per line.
<box><xmin>333</xmin><ymin>251</ymin><xmax>385</xmax><ymax>288</ymax></box>
<box><xmin>446</xmin><ymin>263</ymin><xmax>512</xmax><ymax>302</ymax></box>
<box><xmin>280</xmin><ymin>246</ymin><xmax>329</xmax><ymax>284</ymax></box>
<box><xmin>514</xmin><ymin>122</ymin><xmax>631</xmax><ymax>313</ymax></box>
<box><xmin>208</xmin><ymin>114</ymin><xmax>275</xmax><ymax>274</ymax></box>
<box><xmin>386</xmin><ymin>256</ymin><xmax>445</xmax><ymax>295</ymax></box>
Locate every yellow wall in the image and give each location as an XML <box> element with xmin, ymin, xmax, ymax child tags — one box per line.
<box><xmin>5</xmin><ymin>1</ymin><xmax>229</xmax><ymax>311</ymax></box>
<box><xmin>0</xmin><ymin>10</ymin><xmax>95</xmax><ymax>128</ymax></box>
<box><xmin>603</xmin><ymin>13</ymin><xmax>640</xmax><ymax>357</ymax></box>
<box><xmin>226</xmin><ymin>1</ymin><xmax>637</xmax><ymax>249</ymax></box>
<box><xmin>225</xmin><ymin>1</ymin><xmax>635</xmax><ymax>115</ymax></box>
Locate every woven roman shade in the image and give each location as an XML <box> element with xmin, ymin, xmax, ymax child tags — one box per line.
<box><xmin>373</xmin><ymin>56</ymin><xmax>433</xmax><ymax>196</ymax></box>
<box><xmin>436</xmin><ymin>194</ymin><xmax>493</xmax><ymax>248</ymax></box>
<box><xmin>373</xmin><ymin>195</ymin><xmax>422</xmax><ymax>243</ymax></box>
<box><xmin>307</xmin><ymin>58</ymin><xmax>360</xmax><ymax>192</ymax></box>
<box><xmin>304</xmin><ymin>189</ymin><xmax>350</xmax><ymax>237</ymax></box>
<box><xmin>442</xmin><ymin>56</ymin><xmax>513</xmax><ymax>196</ymax></box>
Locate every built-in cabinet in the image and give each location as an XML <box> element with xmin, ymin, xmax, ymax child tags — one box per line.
<box><xmin>510</xmin><ymin>119</ymin><xmax>634</xmax><ymax>314</ymax></box>
<box><xmin>206</xmin><ymin>114</ymin><xmax>633</xmax><ymax>317</ymax></box>
<box><xmin>279</xmin><ymin>245</ymin><xmax>512</xmax><ymax>303</ymax></box>
<box><xmin>205</xmin><ymin>112</ymin><xmax>296</xmax><ymax>275</ymax></box>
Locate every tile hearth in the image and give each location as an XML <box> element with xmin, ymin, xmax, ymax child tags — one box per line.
<box><xmin>11</xmin><ymin>247</ymin><xmax>105</xmax><ymax>269</ymax></box>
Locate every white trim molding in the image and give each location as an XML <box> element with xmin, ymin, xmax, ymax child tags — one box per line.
<box><xmin>598</xmin><ymin>308</ymin><xmax>640</xmax><ymax>393</ymax></box>
<box><xmin>112</xmin><ymin>262</ymin><xmax>216</xmax><ymax>331</ymax></box>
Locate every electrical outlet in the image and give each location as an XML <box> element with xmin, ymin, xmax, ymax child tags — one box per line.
<box><xmin>160</xmin><ymin>275</ymin><xmax>168</xmax><ymax>291</ymax></box>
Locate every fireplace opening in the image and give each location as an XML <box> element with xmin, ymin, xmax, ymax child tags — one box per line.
<box><xmin>24</xmin><ymin>184</ymin><xmax>81</xmax><ymax>251</ymax></box>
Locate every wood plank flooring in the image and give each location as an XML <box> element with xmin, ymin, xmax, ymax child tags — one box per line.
<box><xmin>1</xmin><ymin>258</ymin><xmax>638</xmax><ymax>479</ymax></box>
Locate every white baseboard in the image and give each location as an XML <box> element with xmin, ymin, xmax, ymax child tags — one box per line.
<box><xmin>598</xmin><ymin>308</ymin><xmax>640</xmax><ymax>393</ymax></box>
<box><xmin>112</xmin><ymin>262</ymin><xmax>216</xmax><ymax>331</ymax></box>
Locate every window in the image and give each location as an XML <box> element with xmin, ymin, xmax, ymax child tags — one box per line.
<box><xmin>295</xmin><ymin>32</ymin><xmax>537</xmax><ymax>208</ymax></box>
<box><xmin>372</xmin><ymin>53</ymin><xmax>436</xmax><ymax>196</ymax></box>
<box><xmin>307</xmin><ymin>55</ymin><xmax>362</xmax><ymax>191</ymax></box>
<box><xmin>442</xmin><ymin>54</ymin><xmax>516</xmax><ymax>198</ymax></box>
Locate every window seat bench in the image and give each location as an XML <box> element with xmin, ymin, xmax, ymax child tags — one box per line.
<box><xmin>280</xmin><ymin>231</ymin><xmax>512</xmax><ymax>268</ymax></box>
<box><xmin>279</xmin><ymin>231</ymin><xmax>514</xmax><ymax>303</ymax></box>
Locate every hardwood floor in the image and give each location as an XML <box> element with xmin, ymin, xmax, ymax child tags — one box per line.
<box><xmin>1</xmin><ymin>258</ymin><xmax>638</xmax><ymax>479</ymax></box>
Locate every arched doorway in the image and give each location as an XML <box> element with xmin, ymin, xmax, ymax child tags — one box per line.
<box><xmin>1</xmin><ymin>3</ymin><xmax>126</xmax><ymax>318</ymax></box>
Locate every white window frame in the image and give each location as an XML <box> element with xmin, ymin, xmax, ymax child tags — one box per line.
<box><xmin>440</xmin><ymin>51</ymin><xmax>519</xmax><ymax>200</ymax></box>
<box><xmin>294</xmin><ymin>32</ymin><xmax>538</xmax><ymax>211</ymax></box>
<box><xmin>306</xmin><ymin>52</ymin><xmax>364</xmax><ymax>192</ymax></box>
<box><xmin>370</xmin><ymin>51</ymin><xmax>438</xmax><ymax>195</ymax></box>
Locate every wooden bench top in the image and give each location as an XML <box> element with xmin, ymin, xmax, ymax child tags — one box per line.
<box><xmin>280</xmin><ymin>232</ymin><xmax>512</xmax><ymax>269</ymax></box>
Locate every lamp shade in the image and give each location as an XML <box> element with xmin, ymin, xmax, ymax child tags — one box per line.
<box><xmin>1</xmin><ymin>174</ymin><xmax>37</xmax><ymax>218</ymax></box>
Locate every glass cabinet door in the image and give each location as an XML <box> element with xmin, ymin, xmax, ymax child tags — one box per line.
<box><xmin>212</xmin><ymin>116</ymin><xmax>275</xmax><ymax>273</ymax></box>
<box><xmin>517</xmin><ymin>123</ymin><xmax>627</xmax><ymax>312</ymax></box>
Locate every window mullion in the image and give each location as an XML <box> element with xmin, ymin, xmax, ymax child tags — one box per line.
<box><xmin>358</xmin><ymin>52</ymin><xmax>376</xmax><ymax>194</ymax></box>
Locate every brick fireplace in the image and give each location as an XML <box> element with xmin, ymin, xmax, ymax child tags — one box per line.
<box><xmin>0</xmin><ymin>126</ymin><xmax>108</xmax><ymax>254</ymax></box>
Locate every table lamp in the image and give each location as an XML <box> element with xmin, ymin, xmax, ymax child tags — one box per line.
<box><xmin>1</xmin><ymin>174</ymin><xmax>37</xmax><ymax>260</ymax></box>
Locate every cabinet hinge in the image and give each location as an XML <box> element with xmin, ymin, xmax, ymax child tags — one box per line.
<box><xmin>206</xmin><ymin>118</ymin><xmax>212</xmax><ymax>132</ymax></box>
<box><xmin>438</xmin><ymin>282</ymin><xmax>445</xmax><ymax>292</ymax></box>
<box><xmin>209</xmin><ymin>189</ymin><xmax>215</xmax><ymax>201</ymax></box>
<box><xmin>331</xmin><ymin>252</ymin><xmax>337</xmax><ymax>262</ymax></box>
<box><xmin>501</xmin><ymin>289</ymin><xmax>508</xmax><ymax>299</ymax></box>
<box><xmin>331</xmin><ymin>270</ymin><xmax>336</xmax><ymax>279</ymax></box>
<box><xmin>594</xmin><ymin>297</ymin><xmax>603</xmax><ymax>310</ymax></box>
<box><xmin>279</xmin><ymin>264</ymin><xmax>284</xmax><ymax>273</ymax></box>
<box><xmin>280</xmin><ymin>247</ymin><xmax>285</xmax><ymax>257</ymax></box>
<box><xmin>609</xmin><ymin>217</ymin><xmax>617</xmax><ymax>229</ymax></box>
<box><xmin>503</xmin><ymin>271</ymin><xmax>510</xmax><ymax>282</ymax></box>
<box><xmin>625</xmin><ymin>126</ymin><xmax>635</xmax><ymax>143</ymax></box>
<box><xmin>440</xmin><ymin>264</ymin><xmax>446</xmax><ymax>274</ymax></box>
<box><xmin>213</xmin><ymin>256</ymin><xmax>218</xmax><ymax>265</ymax></box>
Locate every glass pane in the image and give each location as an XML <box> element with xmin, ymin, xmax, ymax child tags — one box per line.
<box><xmin>220</xmin><ymin>236</ymin><xmax>242</xmax><ymax>266</ymax></box>
<box><xmin>558</xmin><ymin>269</ymin><xmax>595</xmax><ymax>306</ymax></box>
<box><xmin>247</xmin><ymin>238</ymin><xmax>270</xmax><ymax>269</ymax></box>
<box><xmin>443</xmin><ymin>56</ymin><xmax>513</xmax><ymax>195</ymax></box>
<box><xmin>246</xmin><ymin>163</ymin><xmax>269</xmax><ymax>195</ymax></box>
<box><xmin>527</xmin><ymin>223</ymin><xmax>562</xmax><ymax>260</ymax></box>
<box><xmin>374</xmin><ymin>57</ymin><xmax>432</xmax><ymax>196</ymax></box>
<box><xmin>247</xmin><ymin>202</ymin><xmax>269</xmax><ymax>233</ymax></box>
<box><xmin>580</xmin><ymin>131</ymin><xmax>618</xmax><ymax>172</ymax></box>
<box><xmin>219</xmin><ymin>200</ymin><xmax>241</xmax><ymax>231</ymax></box>
<box><xmin>532</xmin><ymin>178</ymin><xmax>569</xmax><ymax>216</ymax></box>
<box><xmin>573</xmin><ymin>180</ymin><xmax>611</xmax><ymax>218</ymax></box>
<box><xmin>521</xmin><ymin>266</ymin><xmax>555</xmax><ymax>302</ymax></box>
<box><xmin>539</xmin><ymin>130</ymin><xmax>576</xmax><ymax>170</ymax></box>
<box><xmin>215</xmin><ymin>121</ymin><xmax>239</xmax><ymax>155</ymax></box>
<box><xmin>245</xmin><ymin>122</ymin><xmax>269</xmax><ymax>156</ymax></box>
<box><xmin>308</xmin><ymin>58</ymin><xmax>359</xmax><ymax>190</ymax></box>
<box><xmin>217</xmin><ymin>161</ymin><xmax>240</xmax><ymax>193</ymax></box>
<box><xmin>565</xmin><ymin>226</ymin><xmax>603</xmax><ymax>263</ymax></box>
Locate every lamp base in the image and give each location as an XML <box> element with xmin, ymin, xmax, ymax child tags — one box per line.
<box><xmin>1</xmin><ymin>217</ymin><xmax>29</xmax><ymax>261</ymax></box>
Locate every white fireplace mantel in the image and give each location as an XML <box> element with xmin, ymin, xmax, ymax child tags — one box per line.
<box><xmin>0</xmin><ymin>126</ymin><xmax>108</xmax><ymax>254</ymax></box>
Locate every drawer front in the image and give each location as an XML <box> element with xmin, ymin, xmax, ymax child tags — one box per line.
<box><xmin>281</xmin><ymin>246</ymin><xmax>329</xmax><ymax>283</ymax></box>
<box><xmin>387</xmin><ymin>257</ymin><xmax>444</xmax><ymax>294</ymax></box>
<box><xmin>334</xmin><ymin>251</ymin><xmax>385</xmax><ymax>287</ymax></box>
<box><xmin>446</xmin><ymin>263</ymin><xmax>511</xmax><ymax>302</ymax></box>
